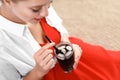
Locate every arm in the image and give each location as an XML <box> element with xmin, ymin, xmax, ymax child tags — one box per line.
<box><xmin>46</xmin><ymin>5</ymin><xmax>68</xmax><ymax>36</ymax></box>
<box><xmin>23</xmin><ymin>42</ymin><xmax>55</xmax><ymax>80</ymax></box>
<box><xmin>46</xmin><ymin>5</ymin><xmax>70</xmax><ymax>42</ymax></box>
<box><xmin>23</xmin><ymin>67</ymin><xmax>43</xmax><ymax>80</ymax></box>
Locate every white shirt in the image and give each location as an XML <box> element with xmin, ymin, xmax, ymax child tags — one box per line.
<box><xmin>46</xmin><ymin>6</ymin><xmax>68</xmax><ymax>36</ymax></box>
<box><xmin>0</xmin><ymin>6</ymin><xmax>64</xmax><ymax>79</ymax></box>
<box><xmin>0</xmin><ymin>15</ymin><xmax>38</xmax><ymax>80</ymax></box>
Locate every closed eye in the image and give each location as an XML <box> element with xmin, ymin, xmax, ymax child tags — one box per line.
<box><xmin>32</xmin><ymin>9</ymin><xmax>40</xmax><ymax>12</ymax></box>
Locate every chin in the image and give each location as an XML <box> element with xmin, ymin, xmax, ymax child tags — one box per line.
<box><xmin>27</xmin><ymin>20</ymin><xmax>39</xmax><ymax>25</ymax></box>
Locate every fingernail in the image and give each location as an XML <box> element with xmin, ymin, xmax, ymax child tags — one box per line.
<box><xmin>51</xmin><ymin>42</ymin><xmax>55</xmax><ymax>44</ymax></box>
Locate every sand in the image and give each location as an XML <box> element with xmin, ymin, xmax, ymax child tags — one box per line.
<box><xmin>53</xmin><ymin>0</ymin><xmax>120</xmax><ymax>50</ymax></box>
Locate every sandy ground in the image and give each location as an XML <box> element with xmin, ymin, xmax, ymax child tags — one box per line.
<box><xmin>52</xmin><ymin>0</ymin><xmax>120</xmax><ymax>50</ymax></box>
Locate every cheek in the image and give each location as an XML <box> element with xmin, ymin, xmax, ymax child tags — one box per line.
<box><xmin>12</xmin><ymin>7</ymin><xmax>35</xmax><ymax>22</ymax></box>
<box><xmin>20</xmin><ymin>11</ymin><xmax>31</xmax><ymax>20</ymax></box>
<box><xmin>16</xmin><ymin>10</ymin><xmax>33</xmax><ymax>21</ymax></box>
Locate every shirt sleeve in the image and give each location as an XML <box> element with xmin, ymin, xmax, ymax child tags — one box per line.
<box><xmin>0</xmin><ymin>58</ymin><xmax>22</xmax><ymax>80</ymax></box>
<box><xmin>46</xmin><ymin>5</ymin><xmax>68</xmax><ymax>36</ymax></box>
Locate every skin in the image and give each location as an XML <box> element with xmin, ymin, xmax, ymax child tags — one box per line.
<box><xmin>0</xmin><ymin>0</ymin><xmax>52</xmax><ymax>24</ymax></box>
<box><xmin>0</xmin><ymin>0</ymin><xmax>82</xmax><ymax>80</ymax></box>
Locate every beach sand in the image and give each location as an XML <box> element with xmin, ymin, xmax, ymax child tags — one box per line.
<box><xmin>53</xmin><ymin>0</ymin><xmax>120</xmax><ymax>50</ymax></box>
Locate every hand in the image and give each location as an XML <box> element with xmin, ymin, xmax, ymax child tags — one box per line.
<box><xmin>33</xmin><ymin>42</ymin><xmax>55</xmax><ymax>78</ymax></box>
<box><xmin>72</xmin><ymin>44</ymin><xmax>82</xmax><ymax>69</ymax></box>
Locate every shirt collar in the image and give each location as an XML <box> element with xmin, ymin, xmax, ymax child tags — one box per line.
<box><xmin>0</xmin><ymin>15</ymin><xmax>27</xmax><ymax>36</ymax></box>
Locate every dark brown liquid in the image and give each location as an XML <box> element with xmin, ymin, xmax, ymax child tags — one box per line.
<box><xmin>57</xmin><ymin>53</ymin><xmax>74</xmax><ymax>72</ymax></box>
<box><xmin>55</xmin><ymin>42</ymin><xmax>74</xmax><ymax>73</ymax></box>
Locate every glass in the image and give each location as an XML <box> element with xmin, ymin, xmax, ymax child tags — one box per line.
<box><xmin>55</xmin><ymin>42</ymin><xmax>74</xmax><ymax>73</ymax></box>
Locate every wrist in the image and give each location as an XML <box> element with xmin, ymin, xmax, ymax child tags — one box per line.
<box><xmin>23</xmin><ymin>66</ymin><xmax>43</xmax><ymax>80</ymax></box>
<box><xmin>61</xmin><ymin>34</ymin><xmax>70</xmax><ymax>42</ymax></box>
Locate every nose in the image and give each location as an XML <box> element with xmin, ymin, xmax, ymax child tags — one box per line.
<box><xmin>39</xmin><ymin>6</ymin><xmax>48</xmax><ymax>18</ymax></box>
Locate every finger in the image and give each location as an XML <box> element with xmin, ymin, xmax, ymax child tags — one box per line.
<box><xmin>37</xmin><ymin>58</ymin><xmax>55</xmax><ymax>75</ymax></box>
<box><xmin>39</xmin><ymin>42</ymin><xmax>55</xmax><ymax>54</ymax></box>
<box><xmin>73</xmin><ymin>44</ymin><xmax>82</xmax><ymax>53</ymax></box>
<box><xmin>44</xmin><ymin>58</ymin><xmax>55</xmax><ymax>70</ymax></box>
<box><xmin>40</xmin><ymin>49</ymin><xmax>53</xmax><ymax>60</ymax></box>
<box><xmin>73</xmin><ymin>54</ymin><xmax>80</xmax><ymax>69</ymax></box>
<box><xmin>38</xmin><ymin>53</ymin><xmax>53</xmax><ymax>68</ymax></box>
<box><xmin>43</xmin><ymin>53</ymin><xmax>53</xmax><ymax>65</ymax></box>
<box><xmin>73</xmin><ymin>61</ymin><xmax>79</xmax><ymax>69</ymax></box>
<box><xmin>35</xmin><ymin>49</ymin><xmax>53</xmax><ymax>65</ymax></box>
<box><xmin>72</xmin><ymin>44</ymin><xmax>82</xmax><ymax>68</ymax></box>
<box><xmin>73</xmin><ymin>44</ymin><xmax>82</xmax><ymax>59</ymax></box>
<box><xmin>34</xmin><ymin>42</ymin><xmax>55</xmax><ymax>57</ymax></box>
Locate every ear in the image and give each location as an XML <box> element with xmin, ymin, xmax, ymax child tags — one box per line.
<box><xmin>2</xmin><ymin>0</ymin><xmax>12</xmax><ymax>6</ymax></box>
